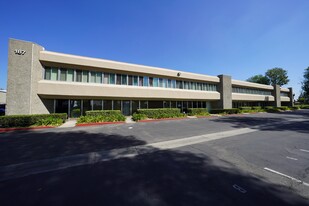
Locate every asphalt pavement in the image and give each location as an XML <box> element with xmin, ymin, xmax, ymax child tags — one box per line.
<box><xmin>0</xmin><ymin>110</ymin><xmax>308</xmax><ymax>205</ymax></box>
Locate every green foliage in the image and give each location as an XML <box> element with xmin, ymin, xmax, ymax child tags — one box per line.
<box><xmin>0</xmin><ymin>113</ymin><xmax>67</xmax><ymax>128</ymax></box>
<box><xmin>132</xmin><ymin>113</ymin><xmax>147</xmax><ymax>121</ymax></box>
<box><xmin>252</xmin><ymin>106</ymin><xmax>264</xmax><ymax>112</ymax></box>
<box><xmin>210</xmin><ymin>108</ymin><xmax>240</xmax><ymax>114</ymax></box>
<box><xmin>85</xmin><ymin>110</ymin><xmax>122</xmax><ymax>116</ymax></box>
<box><xmin>277</xmin><ymin>106</ymin><xmax>290</xmax><ymax>111</ymax></box>
<box><xmin>301</xmin><ymin>67</ymin><xmax>309</xmax><ymax>103</ymax></box>
<box><xmin>136</xmin><ymin>108</ymin><xmax>185</xmax><ymax>119</ymax></box>
<box><xmin>290</xmin><ymin>106</ymin><xmax>300</xmax><ymax>110</ymax></box>
<box><xmin>77</xmin><ymin>112</ymin><xmax>125</xmax><ymax>124</ymax></box>
<box><xmin>71</xmin><ymin>108</ymin><xmax>81</xmax><ymax>118</ymax></box>
<box><xmin>187</xmin><ymin>108</ymin><xmax>210</xmax><ymax>116</ymax></box>
<box><xmin>246</xmin><ymin>75</ymin><xmax>270</xmax><ymax>85</ymax></box>
<box><xmin>265</xmin><ymin>68</ymin><xmax>289</xmax><ymax>86</ymax></box>
<box><xmin>264</xmin><ymin>107</ymin><xmax>280</xmax><ymax>113</ymax></box>
<box><xmin>300</xmin><ymin>105</ymin><xmax>309</xmax><ymax>109</ymax></box>
<box><xmin>35</xmin><ymin>117</ymin><xmax>63</xmax><ymax>126</ymax></box>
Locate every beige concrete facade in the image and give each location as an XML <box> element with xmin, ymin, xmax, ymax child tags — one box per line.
<box><xmin>0</xmin><ymin>91</ymin><xmax>6</xmax><ymax>104</ymax></box>
<box><xmin>6</xmin><ymin>39</ymin><xmax>294</xmax><ymax>115</ymax></box>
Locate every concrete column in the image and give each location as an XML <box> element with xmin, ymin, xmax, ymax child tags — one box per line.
<box><xmin>217</xmin><ymin>75</ymin><xmax>232</xmax><ymax>109</ymax></box>
<box><xmin>6</xmin><ymin>39</ymin><xmax>51</xmax><ymax>115</ymax></box>
<box><xmin>273</xmin><ymin>85</ymin><xmax>281</xmax><ymax>107</ymax></box>
<box><xmin>288</xmin><ymin>87</ymin><xmax>294</xmax><ymax>107</ymax></box>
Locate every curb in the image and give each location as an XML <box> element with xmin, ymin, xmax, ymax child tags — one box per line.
<box><xmin>76</xmin><ymin>121</ymin><xmax>125</xmax><ymax>127</ymax></box>
<box><xmin>0</xmin><ymin>126</ymin><xmax>55</xmax><ymax>133</ymax></box>
<box><xmin>138</xmin><ymin>117</ymin><xmax>188</xmax><ymax>123</ymax></box>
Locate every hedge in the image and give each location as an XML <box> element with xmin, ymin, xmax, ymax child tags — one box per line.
<box><xmin>210</xmin><ymin>108</ymin><xmax>240</xmax><ymax>114</ymax></box>
<box><xmin>85</xmin><ymin>110</ymin><xmax>122</xmax><ymax>116</ymax></box>
<box><xmin>78</xmin><ymin>110</ymin><xmax>125</xmax><ymax>123</ymax></box>
<box><xmin>132</xmin><ymin>113</ymin><xmax>147</xmax><ymax>121</ymax></box>
<box><xmin>187</xmin><ymin>108</ymin><xmax>210</xmax><ymax>116</ymax></box>
<box><xmin>136</xmin><ymin>108</ymin><xmax>184</xmax><ymax>119</ymax></box>
<box><xmin>0</xmin><ymin>113</ymin><xmax>67</xmax><ymax>128</ymax></box>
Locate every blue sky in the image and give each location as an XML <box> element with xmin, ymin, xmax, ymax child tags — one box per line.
<box><xmin>0</xmin><ymin>0</ymin><xmax>308</xmax><ymax>97</ymax></box>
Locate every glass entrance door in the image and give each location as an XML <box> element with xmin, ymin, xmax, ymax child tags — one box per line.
<box><xmin>122</xmin><ymin>100</ymin><xmax>131</xmax><ymax>116</ymax></box>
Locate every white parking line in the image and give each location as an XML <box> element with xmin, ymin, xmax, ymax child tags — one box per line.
<box><xmin>300</xmin><ymin>149</ymin><xmax>309</xmax><ymax>153</ymax></box>
<box><xmin>286</xmin><ymin>156</ymin><xmax>298</xmax><ymax>161</ymax></box>
<box><xmin>264</xmin><ymin>167</ymin><xmax>309</xmax><ymax>187</ymax></box>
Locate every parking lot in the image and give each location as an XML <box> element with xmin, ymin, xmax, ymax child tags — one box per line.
<box><xmin>0</xmin><ymin>110</ymin><xmax>308</xmax><ymax>205</ymax></box>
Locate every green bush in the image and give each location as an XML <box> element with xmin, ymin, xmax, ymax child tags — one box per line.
<box><xmin>210</xmin><ymin>108</ymin><xmax>240</xmax><ymax>114</ymax></box>
<box><xmin>239</xmin><ymin>107</ymin><xmax>253</xmax><ymax>113</ymax></box>
<box><xmin>265</xmin><ymin>107</ymin><xmax>281</xmax><ymax>113</ymax></box>
<box><xmin>300</xmin><ymin>105</ymin><xmax>309</xmax><ymax>109</ymax></box>
<box><xmin>290</xmin><ymin>106</ymin><xmax>300</xmax><ymax>110</ymax></box>
<box><xmin>264</xmin><ymin>106</ymin><xmax>274</xmax><ymax>110</ymax></box>
<box><xmin>77</xmin><ymin>111</ymin><xmax>125</xmax><ymax>124</ymax></box>
<box><xmin>252</xmin><ymin>106</ymin><xmax>264</xmax><ymax>112</ymax></box>
<box><xmin>85</xmin><ymin>110</ymin><xmax>122</xmax><ymax>116</ymax></box>
<box><xmin>132</xmin><ymin>113</ymin><xmax>147</xmax><ymax>121</ymax></box>
<box><xmin>71</xmin><ymin>108</ymin><xmax>81</xmax><ymax>118</ymax></box>
<box><xmin>136</xmin><ymin>108</ymin><xmax>185</xmax><ymax>119</ymax></box>
<box><xmin>278</xmin><ymin>106</ymin><xmax>290</xmax><ymax>111</ymax></box>
<box><xmin>187</xmin><ymin>108</ymin><xmax>210</xmax><ymax>116</ymax></box>
<box><xmin>0</xmin><ymin>113</ymin><xmax>67</xmax><ymax>128</ymax></box>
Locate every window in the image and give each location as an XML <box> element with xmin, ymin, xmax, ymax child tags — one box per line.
<box><xmin>67</xmin><ymin>69</ymin><xmax>74</xmax><ymax>82</ymax></box>
<box><xmin>176</xmin><ymin>80</ymin><xmax>183</xmax><ymax>89</ymax></box>
<box><xmin>171</xmin><ymin>80</ymin><xmax>176</xmax><ymax>88</ymax></box>
<box><xmin>109</xmin><ymin>73</ymin><xmax>115</xmax><ymax>84</ymax></box>
<box><xmin>82</xmin><ymin>71</ymin><xmax>89</xmax><ymax>83</ymax></box>
<box><xmin>116</xmin><ymin>74</ymin><xmax>121</xmax><ymax>85</ymax></box>
<box><xmin>184</xmin><ymin>81</ymin><xmax>189</xmax><ymax>90</ymax></box>
<box><xmin>139</xmin><ymin>76</ymin><xmax>144</xmax><ymax>86</ymax></box>
<box><xmin>44</xmin><ymin>67</ymin><xmax>51</xmax><ymax>80</ymax></box>
<box><xmin>133</xmin><ymin>76</ymin><xmax>138</xmax><ymax>86</ymax></box>
<box><xmin>128</xmin><ymin>75</ymin><xmax>133</xmax><ymax>85</ymax></box>
<box><xmin>168</xmin><ymin>79</ymin><xmax>172</xmax><ymax>88</ymax></box>
<box><xmin>60</xmin><ymin>68</ymin><xmax>67</xmax><ymax>81</ymax></box>
<box><xmin>143</xmin><ymin>76</ymin><xmax>148</xmax><ymax>86</ymax></box>
<box><xmin>122</xmin><ymin>74</ymin><xmax>127</xmax><ymax>85</ymax></box>
<box><xmin>149</xmin><ymin>77</ymin><xmax>153</xmax><ymax>87</ymax></box>
<box><xmin>159</xmin><ymin>78</ymin><xmax>163</xmax><ymax>87</ymax></box>
<box><xmin>96</xmin><ymin>72</ymin><xmax>102</xmax><ymax>83</ymax></box>
<box><xmin>153</xmin><ymin>78</ymin><xmax>158</xmax><ymax>87</ymax></box>
<box><xmin>163</xmin><ymin>79</ymin><xmax>168</xmax><ymax>88</ymax></box>
<box><xmin>76</xmin><ymin>70</ymin><xmax>82</xmax><ymax>82</ymax></box>
<box><xmin>51</xmin><ymin>67</ymin><xmax>58</xmax><ymax>81</ymax></box>
<box><xmin>93</xmin><ymin>100</ymin><xmax>103</xmax><ymax>110</ymax></box>
<box><xmin>103</xmin><ymin>73</ymin><xmax>108</xmax><ymax>84</ymax></box>
<box><xmin>90</xmin><ymin>71</ymin><xmax>96</xmax><ymax>83</ymax></box>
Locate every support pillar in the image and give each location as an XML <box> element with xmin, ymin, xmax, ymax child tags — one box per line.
<box><xmin>217</xmin><ymin>75</ymin><xmax>232</xmax><ymax>109</ymax></box>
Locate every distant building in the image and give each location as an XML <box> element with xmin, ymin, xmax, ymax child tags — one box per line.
<box><xmin>0</xmin><ymin>90</ymin><xmax>6</xmax><ymax>105</ymax></box>
<box><xmin>6</xmin><ymin>39</ymin><xmax>293</xmax><ymax>117</ymax></box>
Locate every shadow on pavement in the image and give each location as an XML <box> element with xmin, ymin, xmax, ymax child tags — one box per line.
<box><xmin>0</xmin><ymin>131</ymin><xmax>146</xmax><ymax>166</ymax></box>
<box><xmin>0</xmin><ymin>148</ymin><xmax>307</xmax><ymax>206</ymax></box>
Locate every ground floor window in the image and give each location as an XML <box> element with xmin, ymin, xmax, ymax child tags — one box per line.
<box><xmin>53</xmin><ymin>99</ymin><xmax>212</xmax><ymax>117</ymax></box>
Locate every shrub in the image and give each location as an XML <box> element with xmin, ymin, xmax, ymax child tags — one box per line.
<box><xmin>239</xmin><ymin>107</ymin><xmax>253</xmax><ymax>113</ymax></box>
<box><xmin>187</xmin><ymin>108</ymin><xmax>210</xmax><ymax>116</ymax></box>
<box><xmin>0</xmin><ymin>113</ymin><xmax>67</xmax><ymax>128</ymax></box>
<box><xmin>265</xmin><ymin>107</ymin><xmax>281</xmax><ymax>113</ymax></box>
<box><xmin>85</xmin><ymin>110</ymin><xmax>122</xmax><ymax>116</ymax></box>
<box><xmin>210</xmin><ymin>108</ymin><xmax>240</xmax><ymax>114</ymax></box>
<box><xmin>290</xmin><ymin>106</ymin><xmax>300</xmax><ymax>110</ymax></box>
<box><xmin>132</xmin><ymin>113</ymin><xmax>147</xmax><ymax>121</ymax></box>
<box><xmin>77</xmin><ymin>111</ymin><xmax>125</xmax><ymax>124</ymax></box>
<box><xmin>278</xmin><ymin>106</ymin><xmax>290</xmax><ymax>111</ymax></box>
<box><xmin>252</xmin><ymin>106</ymin><xmax>264</xmax><ymax>112</ymax></box>
<box><xmin>300</xmin><ymin>105</ymin><xmax>309</xmax><ymax>109</ymax></box>
<box><xmin>71</xmin><ymin>108</ymin><xmax>81</xmax><ymax>118</ymax></box>
<box><xmin>136</xmin><ymin>108</ymin><xmax>184</xmax><ymax>119</ymax></box>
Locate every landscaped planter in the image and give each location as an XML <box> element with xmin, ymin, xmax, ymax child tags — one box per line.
<box><xmin>76</xmin><ymin>121</ymin><xmax>125</xmax><ymax>127</ymax></box>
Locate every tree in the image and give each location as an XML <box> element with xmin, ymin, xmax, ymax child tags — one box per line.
<box><xmin>301</xmin><ymin>67</ymin><xmax>309</xmax><ymax>103</ymax></box>
<box><xmin>265</xmin><ymin>67</ymin><xmax>289</xmax><ymax>86</ymax></box>
<box><xmin>246</xmin><ymin>74</ymin><xmax>270</xmax><ymax>85</ymax></box>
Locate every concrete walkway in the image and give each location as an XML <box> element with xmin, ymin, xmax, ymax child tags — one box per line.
<box><xmin>59</xmin><ymin>119</ymin><xmax>77</xmax><ymax>128</ymax></box>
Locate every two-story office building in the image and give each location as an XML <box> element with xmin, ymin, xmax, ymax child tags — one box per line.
<box><xmin>6</xmin><ymin>39</ymin><xmax>293</xmax><ymax>117</ymax></box>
